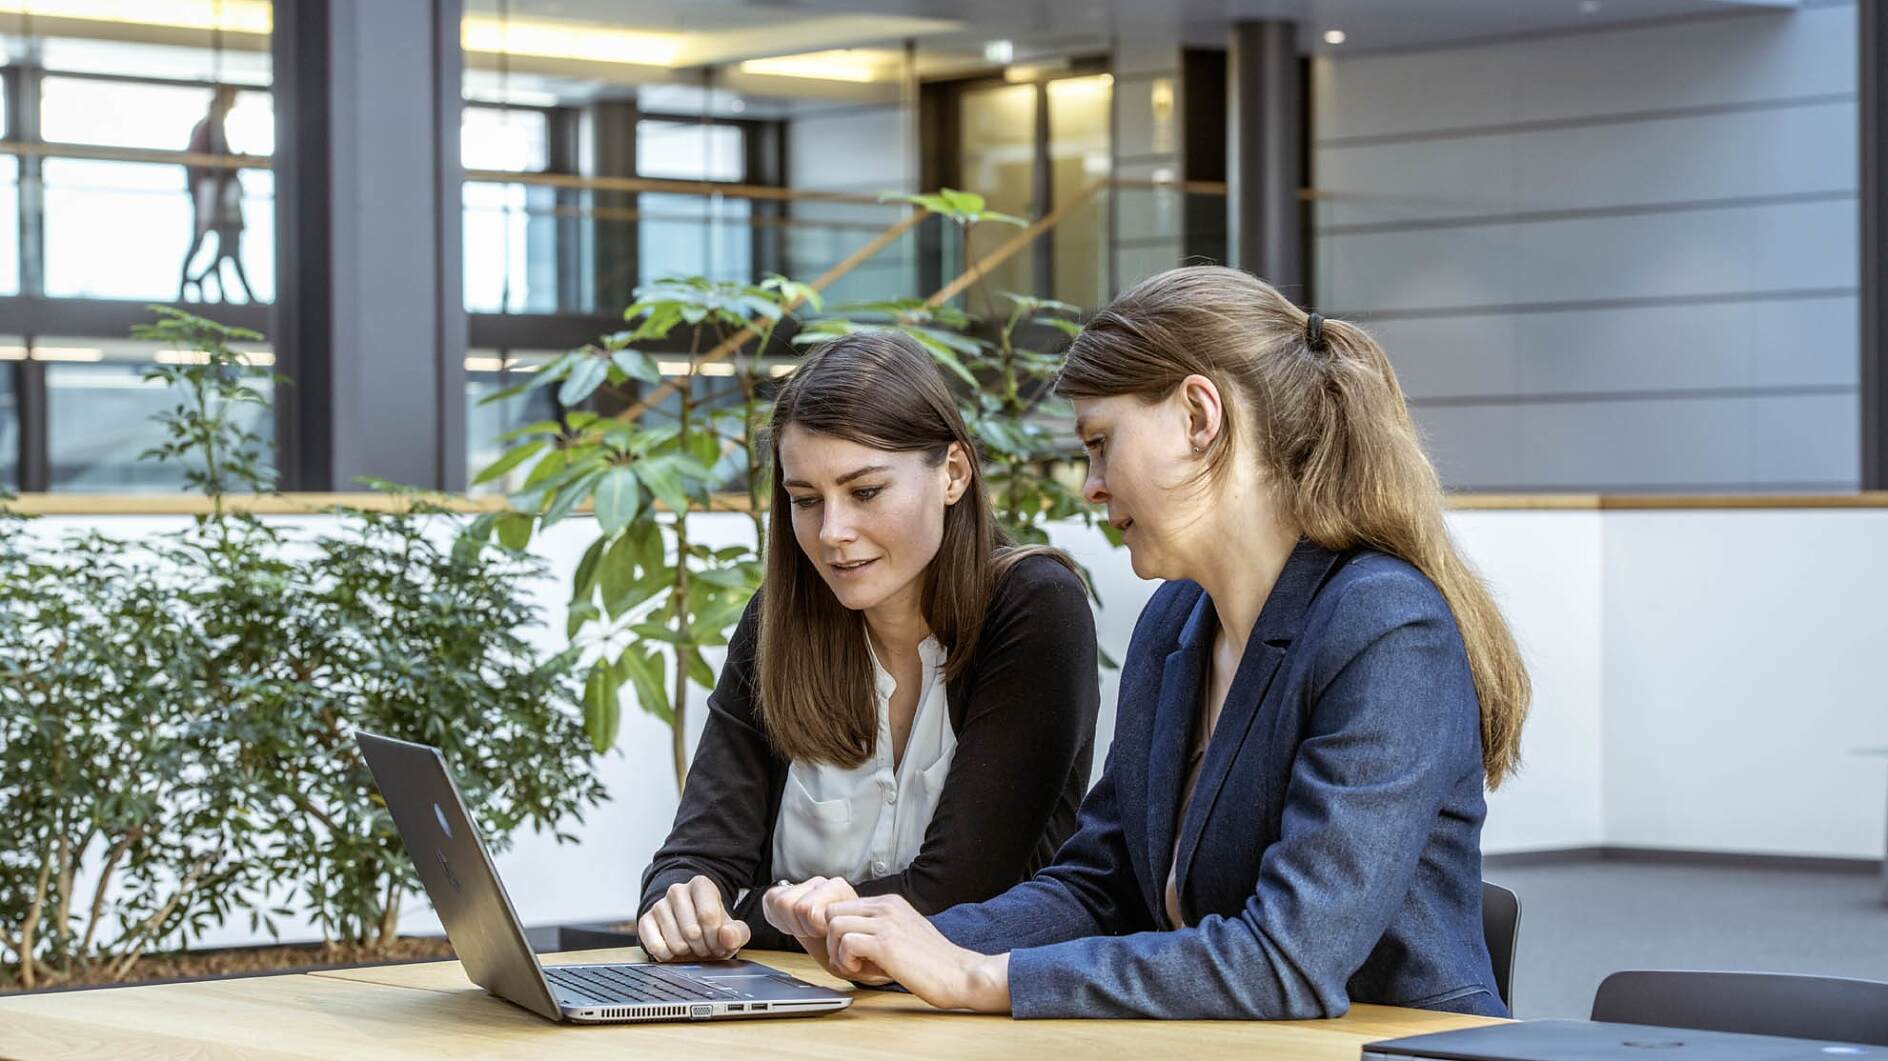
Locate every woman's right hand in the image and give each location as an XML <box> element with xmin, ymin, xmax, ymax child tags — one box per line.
<box><xmin>762</xmin><ymin>876</ymin><xmax>891</xmax><ymax>984</ymax></box>
<box><xmin>638</xmin><ymin>875</ymin><xmax>751</xmax><ymax>962</ymax></box>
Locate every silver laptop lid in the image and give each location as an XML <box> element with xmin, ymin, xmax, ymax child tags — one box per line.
<box><xmin>1364</xmin><ymin>1019</ymin><xmax>1886</xmax><ymax>1061</ymax></box>
<box><xmin>355</xmin><ymin>730</ymin><xmax>562</xmax><ymax>1020</ymax></box>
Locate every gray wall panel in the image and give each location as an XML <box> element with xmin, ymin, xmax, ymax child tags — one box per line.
<box><xmin>1374</xmin><ymin>294</ymin><xmax>1859</xmax><ymax>400</ymax></box>
<box><xmin>1316</xmin><ymin>5</ymin><xmax>1860</xmax><ymax>491</ymax></box>
<box><xmin>1317</xmin><ymin>5</ymin><xmax>1855</xmax><ymax>143</ymax></box>
<box><xmin>1317</xmin><ymin>98</ymin><xmax>1856</xmax><ymax>228</ymax></box>
<box><xmin>1323</xmin><ymin>197</ymin><xmax>1857</xmax><ymax>314</ymax></box>
<box><xmin>1415</xmin><ymin>393</ymin><xmax>1856</xmax><ymax>491</ymax></box>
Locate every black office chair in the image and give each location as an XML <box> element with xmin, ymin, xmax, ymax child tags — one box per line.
<box><xmin>1482</xmin><ymin>880</ymin><xmax>1521</xmax><ymax>1012</ymax></box>
<box><xmin>1592</xmin><ymin>970</ymin><xmax>1888</xmax><ymax>1046</ymax></box>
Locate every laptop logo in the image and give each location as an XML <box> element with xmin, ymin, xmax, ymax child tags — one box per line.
<box><xmin>434</xmin><ymin>802</ymin><xmax>453</xmax><ymax>838</ymax></box>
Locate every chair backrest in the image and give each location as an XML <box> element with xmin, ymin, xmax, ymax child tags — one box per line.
<box><xmin>1481</xmin><ymin>880</ymin><xmax>1520</xmax><ymax>1012</ymax></box>
<box><xmin>1592</xmin><ymin>970</ymin><xmax>1888</xmax><ymax>1046</ymax></box>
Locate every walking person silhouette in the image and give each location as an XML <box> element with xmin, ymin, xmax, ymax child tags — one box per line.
<box><xmin>179</xmin><ymin>86</ymin><xmax>255</xmax><ymax>303</ymax></box>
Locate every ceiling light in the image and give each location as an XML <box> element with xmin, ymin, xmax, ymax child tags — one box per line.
<box><xmin>738</xmin><ymin>50</ymin><xmax>881</xmax><ymax>83</ymax></box>
<box><xmin>1322</xmin><ymin>29</ymin><xmax>1347</xmax><ymax>45</ymax></box>
<box><xmin>30</xmin><ymin>346</ymin><xmax>105</xmax><ymax>362</ymax></box>
<box><xmin>983</xmin><ymin>40</ymin><xmax>1014</xmax><ymax>64</ymax></box>
<box><xmin>1579</xmin><ymin>1</ymin><xmax>1602</xmax><ymax>12</ymax></box>
<box><xmin>0</xmin><ymin>0</ymin><xmax>271</xmax><ymax>33</ymax></box>
<box><xmin>461</xmin><ymin>15</ymin><xmax>684</xmax><ymax>67</ymax></box>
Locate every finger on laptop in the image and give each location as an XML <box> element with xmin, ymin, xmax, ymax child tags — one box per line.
<box><xmin>718</xmin><ymin>917</ymin><xmax>751</xmax><ymax>954</ymax></box>
<box><xmin>665</xmin><ymin>881</ymin><xmax>714</xmax><ymax>959</ymax></box>
<box><xmin>637</xmin><ymin>910</ymin><xmax>673</xmax><ymax>962</ymax></box>
<box><xmin>687</xmin><ymin>876</ymin><xmax>736</xmax><ymax>957</ymax></box>
<box><xmin>652</xmin><ymin>894</ymin><xmax>698</xmax><ymax>959</ymax></box>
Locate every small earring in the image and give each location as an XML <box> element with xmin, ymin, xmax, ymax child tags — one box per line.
<box><xmin>1191</xmin><ymin>443</ymin><xmax>1204</xmax><ymax>454</ymax></box>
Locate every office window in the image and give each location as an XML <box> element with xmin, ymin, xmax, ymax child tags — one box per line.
<box><xmin>0</xmin><ymin>155</ymin><xmax>18</xmax><ymax>298</ymax></box>
<box><xmin>44</xmin><ymin>338</ymin><xmax>274</xmax><ymax>492</ymax></box>
<box><xmin>639</xmin><ymin>193</ymin><xmax>751</xmax><ymax>286</ymax></box>
<box><xmin>463</xmin><ymin>106</ymin><xmax>556</xmax><ymax>313</ymax></box>
<box><xmin>39</xmin><ymin>79</ymin><xmax>274</xmax><ymax>303</ymax></box>
<box><xmin>637</xmin><ymin>120</ymin><xmax>743</xmax><ymax>181</ymax></box>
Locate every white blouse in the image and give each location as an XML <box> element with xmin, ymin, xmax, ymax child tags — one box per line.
<box><xmin>771</xmin><ymin>634</ymin><xmax>958</xmax><ymax>884</ymax></box>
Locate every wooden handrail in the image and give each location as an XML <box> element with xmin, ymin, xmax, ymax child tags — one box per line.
<box><xmin>13</xmin><ymin>492</ymin><xmax>1888</xmax><ymax>517</ymax></box>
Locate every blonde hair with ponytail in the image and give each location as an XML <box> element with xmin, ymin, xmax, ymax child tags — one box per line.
<box><xmin>1058</xmin><ymin>265</ymin><xmax>1529</xmax><ymax>788</ymax></box>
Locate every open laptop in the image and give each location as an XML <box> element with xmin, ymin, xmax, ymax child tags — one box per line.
<box><xmin>355</xmin><ymin>730</ymin><xmax>851</xmax><ymax>1024</ymax></box>
<box><xmin>1364</xmin><ymin>1019</ymin><xmax>1886</xmax><ymax>1060</ymax></box>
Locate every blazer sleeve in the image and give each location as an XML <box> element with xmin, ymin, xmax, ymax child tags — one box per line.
<box><xmin>854</xmin><ymin>557</ymin><xmax>1101</xmax><ymax>913</ymax></box>
<box><xmin>999</xmin><ymin>573</ymin><xmax>1483</xmax><ymax>1019</ymax></box>
<box><xmin>638</xmin><ymin>597</ymin><xmax>781</xmax><ymax>929</ymax></box>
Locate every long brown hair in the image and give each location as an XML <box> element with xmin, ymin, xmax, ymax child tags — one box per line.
<box><xmin>1056</xmin><ymin>266</ymin><xmax>1529</xmax><ymax>788</ymax></box>
<box><xmin>758</xmin><ymin>330</ymin><xmax>1064</xmax><ymax>767</ymax></box>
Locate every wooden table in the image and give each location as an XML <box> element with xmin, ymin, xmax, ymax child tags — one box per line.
<box><xmin>0</xmin><ymin>948</ymin><xmax>1502</xmax><ymax>1059</ymax></box>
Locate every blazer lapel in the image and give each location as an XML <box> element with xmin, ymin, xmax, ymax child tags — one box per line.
<box><xmin>1169</xmin><ymin>541</ymin><xmax>1350</xmax><ymax>917</ymax></box>
<box><xmin>1144</xmin><ymin>590</ymin><xmax>1213</xmax><ymax>921</ymax></box>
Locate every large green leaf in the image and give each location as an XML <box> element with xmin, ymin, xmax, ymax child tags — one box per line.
<box><xmin>571</xmin><ymin>536</ymin><xmax>607</xmax><ymax>603</ymax></box>
<box><xmin>540</xmin><ymin>467</ymin><xmax>605</xmax><ymax>528</ymax></box>
<box><xmin>593</xmin><ymin>466</ymin><xmax>643</xmax><ymax>534</ymax></box>
<box><xmin>557</xmin><ymin>355</ymin><xmax>610</xmax><ymax>407</ymax></box>
<box><xmin>495</xmin><ymin>512</ymin><xmax>534</xmax><ymax>551</ymax></box>
<box><xmin>471</xmin><ymin>439</ymin><xmax>545</xmax><ymax>486</ymax></box>
<box><xmin>616</xmin><ymin>647</ymin><xmax>671</xmax><ymax>725</ymax></box>
<box><xmin>583</xmin><ymin>660</ymin><xmax>620</xmax><ymax>753</ymax></box>
<box><xmin>633</xmin><ymin>455</ymin><xmax>691</xmax><ymax>514</ymax></box>
<box><xmin>610</xmin><ymin>348</ymin><xmax>661</xmax><ymax>385</ymax></box>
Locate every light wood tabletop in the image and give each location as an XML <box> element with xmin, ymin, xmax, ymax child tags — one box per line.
<box><xmin>0</xmin><ymin>947</ymin><xmax>1503</xmax><ymax>1060</ymax></box>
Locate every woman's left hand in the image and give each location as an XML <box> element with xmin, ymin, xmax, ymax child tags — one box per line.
<box><xmin>822</xmin><ymin>895</ymin><xmax>1011</xmax><ymax>1013</ymax></box>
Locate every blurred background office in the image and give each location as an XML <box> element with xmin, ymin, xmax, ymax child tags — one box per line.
<box><xmin>0</xmin><ymin>0</ymin><xmax>1884</xmax><ymax>1020</ymax></box>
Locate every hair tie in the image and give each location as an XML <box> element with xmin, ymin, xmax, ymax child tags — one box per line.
<box><xmin>1305</xmin><ymin>312</ymin><xmax>1327</xmax><ymax>350</ymax></box>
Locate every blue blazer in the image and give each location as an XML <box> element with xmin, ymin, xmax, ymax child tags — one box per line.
<box><xmin>930</xmin><ymin>540</ymin><xmax>1506</xmax><ymax>1020</ymax></box>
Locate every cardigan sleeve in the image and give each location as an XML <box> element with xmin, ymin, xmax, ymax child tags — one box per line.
<box><xmin>998</xmin><ymin>572</ymin><xmax>1484</xmax><ymax>1019</ymax></box>
<box><xmin>853</xmin><ymin>555</ymin><xmax>1100</xmax><ymax>913</ymax></box>
<box><xmin>638</xmin><ymin>596</ymin><xmax>782</xmax><ymax>933</ymax></box>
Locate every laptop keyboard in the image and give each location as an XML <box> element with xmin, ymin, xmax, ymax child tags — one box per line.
<box><xmin>544</xmin><ymin>963</ymin><xmax>736</xmax><ymax>1005</ymax></box>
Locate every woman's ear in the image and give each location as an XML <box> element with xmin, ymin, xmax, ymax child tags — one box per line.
<box><xmin>942</xmin><ymin>441</ymin><xmax>973</xmax><ymax>506</ymax></box>
<box><xmin>1178</xmin><ymin>374</ymin><xmax>1224</xmax><ymax>454</ymax></box>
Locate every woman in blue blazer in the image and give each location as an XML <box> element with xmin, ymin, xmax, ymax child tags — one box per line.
<box><xmin>762</xmin><ymin>265</ymin><xmax>1532</xmax><ymax>1020</ymax></box>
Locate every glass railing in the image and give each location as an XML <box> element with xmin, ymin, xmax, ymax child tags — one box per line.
<box><xmin>459</xmin><ymin>172</ymin><xmax>929</xmax><ymax>316</ymax></box>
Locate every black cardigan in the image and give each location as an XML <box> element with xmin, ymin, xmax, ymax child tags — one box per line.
<box><xmin>638</xmin><ymin>554</ymin><xmax>1101</xmax><ymax>952</ymax></box>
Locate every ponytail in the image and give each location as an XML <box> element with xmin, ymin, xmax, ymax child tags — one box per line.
<box><xmin>1058</xmin><ymin>266</ymin><xmax>1530</xmax><ymax>787</ymax></box>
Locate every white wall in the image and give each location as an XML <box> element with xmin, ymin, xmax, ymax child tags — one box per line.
<box><xmin>22</xmin><ymin>505</ymin><xmax>1888</xmax><ymax>950</ymax></box>
<box><xmin>1312</xmin><ymin>2</ymin><xmax>1861</xmax><ymax>492</ymax></box>
<box><xmin>1601</xmin><ymin>510</ymin><xmax>1888</xmax><ymax>858</ymax></box>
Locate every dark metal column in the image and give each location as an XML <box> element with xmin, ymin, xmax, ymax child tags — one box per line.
<box><xmin>271</xmin><ymin>0</ymin><xmax>332</xmax><ymax>490</ymax></box>
<box><xmin>1226</xmin><ymin>20</ymin><xmax>1306</xmax><ymax>300</ymax></box>
<box><xmin>271</xmin><ymin>0</ymin><xmax>466</xmax><ymax>491</ymax></box>
<box><xmin>584</xmin><ymin>98</ymin><xmax>639</xmax><ymax>314</ymax></box>
<box><xmin>1863</xmin><ymin>0</ymin><xmax>1887</xmax><ymax>489</ymax></box>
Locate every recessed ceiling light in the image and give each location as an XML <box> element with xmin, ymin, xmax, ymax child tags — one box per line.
<box><xmin>1323</xmin><ymin>29</ymin><xmax>1347</xmax><ymax>45</ymax></box>
<box><xmin>983</xmin><ymin>40</ymin><xmax>1014</xmax><ymax>64</ymax></box>
<box><xmin>1579</xmin><ymin>0</ymin><xmax>1602</xmax><ymax>12</ymax></box>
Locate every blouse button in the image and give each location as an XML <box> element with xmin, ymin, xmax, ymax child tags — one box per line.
<box><xmin>883</xmin><ymin>787</ymin><xmax>897</xmax><ymax>805</ymax></box>
<box><xmin>870</xmin><ymin>860</ymin><xmax>889</xmax><ymax>876</ymax></box>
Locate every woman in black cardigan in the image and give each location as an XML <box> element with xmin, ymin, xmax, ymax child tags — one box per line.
<box><xmin>637</xmin><ymin>331</ymin><xmax>1100</xmax><ymax>960</ymax></box>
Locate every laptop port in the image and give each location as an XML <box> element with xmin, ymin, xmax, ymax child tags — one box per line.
<box><xmin>690</xmin><ymin>1004</ymin><xmax>712</xmax><ymax>1019</ymax></box>
<box><xmin>727</xmin><ymin>1003</ymin><xmax>745</xmax><ymax>1012</ymax></box>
